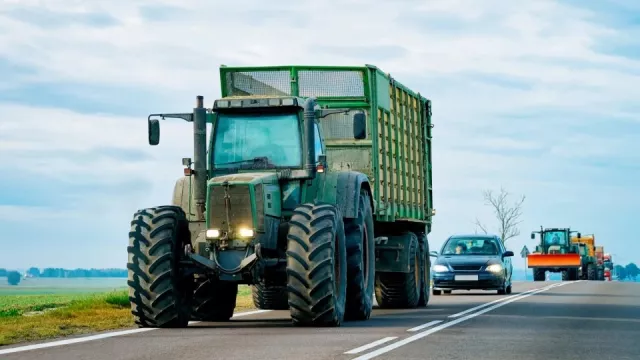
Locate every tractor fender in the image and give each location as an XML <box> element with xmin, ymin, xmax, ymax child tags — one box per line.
<box><xmin>172</xmin><ymin>175</ymin><xmax>197</xmax><ymax>221</ymax></box>
<box><xmin>314</xmin><ymin>171</ymin><xmax>373</xmax><ymax>219</ymax></box>
<box><xmin>374</xmin><ymin>232</ymin><xmax>417</xmax><ymax>273</ymax></box>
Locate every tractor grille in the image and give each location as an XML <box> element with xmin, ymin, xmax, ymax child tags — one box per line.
<box><xmin>451</xmin><ymin>265</ymin><xmax>482</xmax><ymax>271</ymax></box>
<box><xmin>209</xmin><ymin>184</ymin><xmax>253</xmax><ymax>231</ymax></box>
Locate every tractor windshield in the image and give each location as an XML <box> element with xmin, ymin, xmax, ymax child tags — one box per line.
<box><xmin>213</xmin><ymin>112</ymin><xmax>302</xmax><ymax>169</ymax></box>
<box><xmin>543</xmin><ymin>231</ymin><xmax>567</xmax><ymax>246</ymax></box>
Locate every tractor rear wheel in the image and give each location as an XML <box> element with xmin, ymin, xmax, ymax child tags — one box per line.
<box><xmin>344</xmin><ymin>191</ymin><xmax>375</xmax><ymax>321</ymax></box>
<box><xmin>587</xmin><ymin>264</ymin><xmax>596</xmax><ymax>280</ymax></box>
<box><xmin>286</xmin><ymin>203</ymin><xmax>347</xmax><ymax>326</ymax></box>
<box><xmin>375</xmin><ymin>232</ymin><xmax>421</xmax><ymax>309</ymax></box>
<box><xmin>252</xmin><ymin>281</ymin><xmax>288</xmax><ymax>310</ymax></box>
<box><xmin>191</xmin><ymin>278</ymin><xmax>238</xmax><ymax>321</ymax></box>
<box><xmin>127</xmin><ymin>205</ymin><xmax>193</xmax><ymax>328</ymax></box>
<box><xmin>533</xmin><ymin>268</ymin><xmax>545</xmax><ymax>281</ymax></box>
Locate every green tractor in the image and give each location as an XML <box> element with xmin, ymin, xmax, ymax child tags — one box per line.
<box><xmin>575</xmin><ymin>243</ymin><xmax>597</xmax><ymax>280</ymax></box>
<box><xmin>126</xmin><ymin>65</ymin><xmax>436</xmax><ymax>328</ymax></box>
<box><xmin>528</xmin><ymin>227</ymin><xmax>582</xmax><ymax>281</ymax></box>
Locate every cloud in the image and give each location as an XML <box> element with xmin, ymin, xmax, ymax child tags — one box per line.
<box><xmin>0</xmin><ymin>0</ymin><xmax>639</xmax><ymax>268</ymax></box>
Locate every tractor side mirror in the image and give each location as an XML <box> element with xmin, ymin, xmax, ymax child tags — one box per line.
<box><xmin>530</xmin><ymin>233</ymin><xmax>535</xmax><ymax>239</ymax></box>
<box><xmin>148</xmin><ymin>119</ymin><xmax>160</xmax><ymax>145</ymax></box>
<box><xmin>503</xmin><ymin>251</ymin><xmax>514</xmax><ymax>257</ymax></box>
<box><xmin>353</xmin><ymin>113</ymin><xmax>366</xmax><ymax>140</ymax></box>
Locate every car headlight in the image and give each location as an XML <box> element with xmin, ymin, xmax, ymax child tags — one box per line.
<box><xmin>433</xmin><ymin>264</ymin><xmax>449</xmax><ymax>273</ymax></box>
<box><xmin>485</xmin><ymin>264</ymin><xmax>503</xmax><ymax>273</ymax></box>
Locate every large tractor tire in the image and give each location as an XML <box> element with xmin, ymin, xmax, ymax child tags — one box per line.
<box><xmin>533</xmin><ymin>268</ymin><xmax>545</xmax><ymax>281</ymax></box>
<box><xmin>127</xmin><ymin>205</ymin><xmax>193</xmax><ymax>328</ymax></box>
<box><xmin>587</xmin><ymin>264</ymin><xmax>596</xmax><ymax>280</ymax></box>
<box><xmin>374</xmin><ymin>232</ymin><xmax>421</xmax><ymax>309</ymax></box>
<box><xmin>252</xmin><ymin>281</ymin><xmax>289</xmax><ymax>310</ymax></box>
<box><xmin>286</xmin><ymin>203</ymin><xmax>348</xmax><ymax>326</ymax></box>
<box><xmin>191</xmin><ymin>278</ymin><xmax>238</xmax><ymax>321</ymax></box>
<box><xmin>344</xmin><ymin>190</ymin><xmax>375</xmax><ymax>321</ymax></box>
<box><xmin>416</xmin><ymin>232</ymin><xmax>431</xmax><ymax>307</ymax></box>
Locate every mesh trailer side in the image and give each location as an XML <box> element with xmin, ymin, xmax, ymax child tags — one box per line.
<box><xmin>220</xmin><ymin>66</ymin><xmax>368</xmax><ymax>99</ymax></box>
<box><xmin>368</xmin><ymin>68</ymin><xmax>433</xmax><ymax>226</ymax></box>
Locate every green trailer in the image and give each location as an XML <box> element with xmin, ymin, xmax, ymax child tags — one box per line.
<box><xmin>127</xmin><ymin>64</ymin><xmax>435</xmax><ymax>328</ymax></box>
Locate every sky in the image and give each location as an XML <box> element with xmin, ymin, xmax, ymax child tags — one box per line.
<box><xmin>0</xmin><ymin>0</ymin><xmax>639</xmax><ymax>270</ymax></box>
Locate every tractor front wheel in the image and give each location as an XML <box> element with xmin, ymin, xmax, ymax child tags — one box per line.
<box><xmin>286</xmin><ymin>203</ymin><xmax>348</xmax><ymax>326</ymax></box>
<box><xmin>127</xmin><ymin>205</ymin><xmax>193</xmax><ymax>328</ymax></box>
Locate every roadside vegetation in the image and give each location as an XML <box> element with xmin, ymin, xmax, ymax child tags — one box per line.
<box><xmin>0</xmin><ymin>285</ymin><xmax>254</xmax><ymax>346</ymax></box>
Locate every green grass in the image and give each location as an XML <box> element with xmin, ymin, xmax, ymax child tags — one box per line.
<box><xmin>0</xmin><ymin>283</ymin><xmax>255</xmax><ymax>347</ymax></box>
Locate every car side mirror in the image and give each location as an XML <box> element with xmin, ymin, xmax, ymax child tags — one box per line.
<box><xmin>503</xmin><ymin>251</ymin><xmax>514</xmax><ymax>257</ymax></box>
<box><xmin>429</xmin><ymin>251</ymin><xmax>438</xmax><ymax>257</ymax></box>
<box><xmin>148</xmin><ymin>119</ymin><xmax>160</xmax><ymax>145</ymax></box>
<box><xmin>353</xmin><ymin>113</ymin><xmax>366</xmax><ymax>140</ymax></box>
<box><xmin>530</xmin><ymin>233</ymin><xmax>535</xmax><ymax>239</ymax></box>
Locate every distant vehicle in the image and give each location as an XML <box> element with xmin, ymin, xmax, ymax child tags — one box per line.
<box><xmin>430</xmin><ymin>234</ymin><xmax>514</xmax><ymax>295</ymax></box>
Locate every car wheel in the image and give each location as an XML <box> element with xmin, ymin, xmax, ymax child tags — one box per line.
<box><xmin>432</xmin><ymin>289</ymin><xmax>441</xmax><ymax>295</ymax></box>
<box><xmin>497</xmin><ymin>281</ymin><xmax>507</xmax><ymax>295</ymax></box>
<box><xmin>505</xmin><ymin>284</ymin><xmax>512</xmax><ymax>294</ymax></box>
<box><xmin>443</xmin><ymin>290</ymin><xmax>452</xmax><ymax>295</ymax></box>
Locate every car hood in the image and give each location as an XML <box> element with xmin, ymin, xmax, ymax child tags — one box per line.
<box><xmin>436</xmin><ymin>255</ymin><xmax>502</xmax><ymax>267</ymax></box>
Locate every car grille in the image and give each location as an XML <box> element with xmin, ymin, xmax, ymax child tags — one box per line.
<box><xmin>451</xmin><ymin>265</ymin><xmax>482</xmax><ymax>271</ymax></box>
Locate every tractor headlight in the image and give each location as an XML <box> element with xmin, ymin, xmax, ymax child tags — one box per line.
<box><xmin>485</xmin><ymin>264</ymin><xmax>503</xmax><ymax>273</ymax></box>
<box><xmin>238</xmin><ymin>228</ymin><xmax>254</xmax><ymax>238</ymax></box>
<box><xmin>433</xmin><ymin>264</ymin><xmax>449</xmax><ymax>273</ymax></box>
<box><xmin>206</xmin><ymin>229</ymin><xmax>221</xmax><ymax>239</ymax></box>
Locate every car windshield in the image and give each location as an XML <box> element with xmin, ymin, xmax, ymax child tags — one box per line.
<box><xmin>442</xmin><ymin>237</ymin><xmax>500</xmax><ymax>256</ymax></box>
<box><xmin>543</xmin><ymin>231</ymin><xmax>567</xmax><ymax>246</ymax></box>
<box><xmin>213</xmin><ymin>112</ymin><xmax>301</xmax><ymax>169</ymax></box>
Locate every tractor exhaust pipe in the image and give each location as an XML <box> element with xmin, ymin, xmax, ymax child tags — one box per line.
<box><xmin>303</xmin><ymin>97</ymin><xmax>317</xmax><ymax>179</ymax></box>
<box><xmin>193</xmin><ymin>95</ymin><xmax>207</xmax><ymax>221</ymax></box>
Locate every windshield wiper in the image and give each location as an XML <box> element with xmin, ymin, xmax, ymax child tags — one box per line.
<box><xmin>215</xmin><ymin>156</ymin><xmax>272</xmax><ymax>168</ymax></box>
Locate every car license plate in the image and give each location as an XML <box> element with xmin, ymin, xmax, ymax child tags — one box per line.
<box><xmin>455</xmin><ymin>274</ymin><xmax>478</xmax><ymax>281</ymax></box>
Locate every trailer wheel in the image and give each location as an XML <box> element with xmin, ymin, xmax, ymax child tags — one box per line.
<box><xmin>416</xmin><ymin>232</ymin><xmax>431</xmax><ymax>307</ymax></box>
<box><xmin>344</xmin><ymin>190</ymin><xmax>375</xmax><ymax>321</ymax></box>
<box><xmin>286</xmin><ymin>203</ymin><xmax>347</xmax><ymax>326</ymax></box>
<box><xmin>587</xmin><ymin>264</ymin><xmax>596</xmax><ymax>280</ymax></box>
<box><xmin>191</xmin><ymin>278</ymin><xmax>238</xmax><ymax>321</ymax></box>
<box><xmin>374</xmin><ymin>232</ymin><xmax>421</xmax><ymax>309</ymax></box>
<box><xmin>252</xmin><ymin>280</ymin><xmax>288</xmax><ymax>310</ymax></box>
<box><xmin>127</xmin><ymin>205</ymin><xmax>193</xmax><ymax>328</ymax></box>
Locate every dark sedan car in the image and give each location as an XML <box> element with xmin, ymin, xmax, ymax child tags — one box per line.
<box><xmin>431</xmin><ymin>234</ymin><xmax>514</xmax><ymax>295</ymax></box>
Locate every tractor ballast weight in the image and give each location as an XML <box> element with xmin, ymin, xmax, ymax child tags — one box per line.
<box><xmin>127</xmin><ymin>65</ymin><xmax>435</xmax><ymax>328</ymax></box>
<box><xmin>528</xmin><ymin>226</ymin><xmax>582</xmax><ymax>281</ymax></box>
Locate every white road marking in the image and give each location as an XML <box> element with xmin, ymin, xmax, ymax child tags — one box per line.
<box><xmin>0</xmin><ymin>309</ymin><xmax>273</xmax><ymax>355</ymax></box>
<box><xmin>407</xmin><ymin>320</ymin><xmax>442</xmax><ymax>332</ymax></box>
<box><xmin>352</xmin><ymin>282</ymin><xmax>577</xmax><ymax>360</ymax></box>
<box><xmin>447</xmin><ymin>281</ymin><xmax>568</xmax><ymax>319</ymax></box>
<box><xmin>447</xmin><ymin>288</ymin><xmax>539</xmax><ymax>319</ymax></box>
<box><xmin>344</xmin><ymin>337</ymin><xmax>398</xmax><ymax>354</ymax></box>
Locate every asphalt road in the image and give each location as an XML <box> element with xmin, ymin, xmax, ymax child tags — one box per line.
<box><xmin>2</xmin><ymin>281</ymin><xmax>639</xmax><ymax>360</ymax></box>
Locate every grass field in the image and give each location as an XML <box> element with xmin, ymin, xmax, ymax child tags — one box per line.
<box><xmin>0</xmin><ymin>278</ymin><xmax>255</xmax><ymax>347</ymax></box>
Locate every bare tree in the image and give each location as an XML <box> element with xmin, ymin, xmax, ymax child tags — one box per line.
<box><xmin>474</xmin><ymin>187</ymin><xmax>525</xmax><ymax>243</ymax></box>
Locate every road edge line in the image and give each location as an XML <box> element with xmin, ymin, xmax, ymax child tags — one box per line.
<box><xmin>0</xmin><ymin>309</ymin><xmax>273</xmax><ymax>355</ymax></box>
